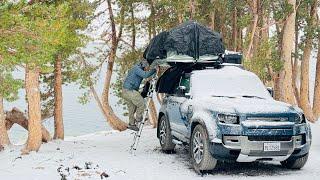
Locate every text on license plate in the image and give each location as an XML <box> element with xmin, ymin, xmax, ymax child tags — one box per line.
<box><xmin>263</xmin><ymin>142</ymin><xmax>281</xmax><ymax>152</ymax></box>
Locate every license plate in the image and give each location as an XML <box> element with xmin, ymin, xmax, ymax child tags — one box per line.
<box><xmin>263</xmin><ymin>142</ymin><xmax>281</xmax><ymax>151</ymax></box>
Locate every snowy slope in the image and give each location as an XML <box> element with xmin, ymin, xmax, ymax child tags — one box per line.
<box><xmin>0</xmin><ymin>123</ymin><xmax>319</xmax><ymax>180</ymax></box>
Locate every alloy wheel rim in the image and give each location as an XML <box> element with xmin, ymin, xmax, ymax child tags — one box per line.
<box><xmin>193</xmin><ymin>131</ymin><xmax>204</xmax><ymax>164</ymax></box>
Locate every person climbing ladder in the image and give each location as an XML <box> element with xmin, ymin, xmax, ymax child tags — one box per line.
<box><xmin>122</xmin><ymin>60</ymin><xmax>157</xmax><ymax>131</ymax></box>
<box><xmin>130</xmin><ymin>73</ymin><xmax>158</xmax><ymax>153</ymax></box>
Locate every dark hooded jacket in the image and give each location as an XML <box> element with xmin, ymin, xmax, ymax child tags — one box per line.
<box><xmin>123</xmin><ymin>62</ymin><xmax>156</xmax><ymax>91</ymax></box>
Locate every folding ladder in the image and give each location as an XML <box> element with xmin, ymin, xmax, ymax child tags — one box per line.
<box><xmin>130</xmin><ymin>74</ymin><xmax>158</xmax><ymax>154</ymax></box>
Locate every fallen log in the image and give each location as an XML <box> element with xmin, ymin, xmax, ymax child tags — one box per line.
<box><xmin>5</xmin><ymin>108</ymin><xmax>51</xmax><ymax>142</ymax></box>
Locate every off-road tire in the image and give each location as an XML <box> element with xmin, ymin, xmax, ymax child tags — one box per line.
<box><xmin>159</xmin><ymin>115</ymin><xmax>175</xmax><ymax>153</ymax></box>
<box><xmin>190</xmin><ymin>124</ymin><xmax>217</xmax><ymax>172</ymax></box>
<box><xmin>281</xmin><ymin>153</ymin><xmax>309</xmax><ymax>169</ymax></box>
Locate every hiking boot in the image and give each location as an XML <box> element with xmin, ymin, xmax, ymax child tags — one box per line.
<box><xmin>128</xmin><ymin>124</ymin><xmax>139</xmax><ymax>131</ymax></box>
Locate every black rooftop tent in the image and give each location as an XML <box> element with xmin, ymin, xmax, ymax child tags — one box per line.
<box><xmin>142</xmin><ymin>21</ymin><xmax>241</xmax><ymax>94</ymax></box>
<box><xmin>143</xmin><ymin>21</ymin><xmax>225</xmax><ymax>65</ymax></box>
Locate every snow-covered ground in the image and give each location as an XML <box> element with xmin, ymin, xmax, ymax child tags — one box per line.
<box><xmin>1</xmin><ymin>123</ymin><xmax>319</xmax><ymax>180</ymax></box>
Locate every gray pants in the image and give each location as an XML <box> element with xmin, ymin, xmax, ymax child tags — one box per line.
<box><xmin>122</xmin><ymin>88</ymin><xmax>146</xmax><ymax>125</ymax></box>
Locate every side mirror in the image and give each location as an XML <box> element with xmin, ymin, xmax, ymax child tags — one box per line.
<box><xmin>177</xmin><ymin>86</ymin><xmax>186</xmax><ymax>96</ymax></box>
<box><xmin>267</xmin><ymin>87</ymin><xmax>274</xmax><ymax>97</ymax></box>
<box><xmin>179</xmin><ymin>86</ymin><xmax>186</xmax><ymax>90</ymax></box>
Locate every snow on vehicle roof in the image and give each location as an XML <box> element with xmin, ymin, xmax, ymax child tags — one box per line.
<box><xmin>190</xmin><ymin>66</ymin><xmax>272</xmax><ymax>99</ymax></box>
<box><xmin>191</xmin><ymin>65</ymin><xmax>252</xmax><ymax>76</ymax></box>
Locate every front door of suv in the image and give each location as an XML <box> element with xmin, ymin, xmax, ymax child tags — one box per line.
<box><xmin>167</xmin><ymin>75</ymin><xmax>190</xmax><ymax>141</ymax></box>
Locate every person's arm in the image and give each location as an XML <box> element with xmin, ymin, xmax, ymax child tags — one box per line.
<box><xmin>135</xmin><ymin>66</ymin><xmax>156</xmax><ymax>78</ymax></box>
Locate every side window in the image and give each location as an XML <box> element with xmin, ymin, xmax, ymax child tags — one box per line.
<box><xmin>180</xmin><ymin>76</ymin><xmax>190</xmax><ymax>93</ymax></box>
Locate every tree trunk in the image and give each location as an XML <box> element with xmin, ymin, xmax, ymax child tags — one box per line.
<box><xmin>237</xmin><ymin>26</ymin><xmax>242</xmax><ymax>51</ymax></box>
<box><xmin>156</xmin><ymin>93</ymin><xmax>163</xmax><ymax>104</ymax></box>
<box><xmin>244</xmin><ymin>0</ymin><xmax>258</xmax><ymax>60</ymax></box>
<box><xmin>300</xmin><ymin>0</ymin><xmax>317</xmax><ymax>121</ymax></box>
<box><xmin>210</xmin><ymin>0</ymin><xmax>215</xmax><ymax>31</ymax></box>
<box><xmin>245</xmin><ymin>15</ymin><xmax>258</xmax><ymax>60</ymax></box>
<box><xmin>23</xmin><ymin>66</ymin><xmax>42</xmax><ymax>154</ymax></box>
<box><xmin>278</xmin><ymin>0</ymin><xmax>297</xmax><ymax>105</ymax></box>
<box><xmin>313</xmin><ymin>32</ymin><xmax>320</xmax><ymax>120</ymax></box>
<box><xmin>299</xmin><ymin>2</ymin><xmax>317</xmax><ymax>121</ymax></box>
<box><xmin>292</xmin><ymin>19</ymin><xmax>300</xmax><ymax>105</ymax></box>
<box><xmin>232</xmin><ymin>1</ymin><xmax>238</xmax><ymax>51</ymax></box>
<box><xmin>177</xmin><ymin>4</ymin><xmax>183</xmax><ymax>24</ymax></box>
<box><xmin>5</xmin><ymin>108</ymin><xmax>51</xmax><ymax>143</ymax></box>
<box><xmin>53</xmin><ymin>55</ymin><xmax>64</xmax><ymax>139</ymax></box>
<box><xmin>292</xmin><ymin>56</ymin><xmax>300</xmax><ymax>105</ymax></box>
<box><xmin>148</xmin><ymin>19</ymin><xmax>152</xmax><ymax>41</ymax></box>
<box><xmin>130</xmin><ymin>2</ymin><xmax>136</xmax><ymax>50</ymax></box>
<box><xmin>189</xmin><ymin>0</ymin><xmax>195</xmax><ymax>20</ymax></box>
<box><xmin>148</xmin><ymin>99</ymin><xmax>158</xmax><ymax>128</ymax></box>
<box><xmin>261</xmin><ymin>5</ymin><xmax>269</xmax><ymax>41</ymax></box>
<box><xmin>89</xmin><ymin>83</ymin><xmax>122</xmax><ymax>130</ymax></box>
<box><xmin>220</xmin><ymin>12</ymin><xmax>227</xmax><ymax>43</ymax></box>
<box><xmin>0</xmin><ymin>96</ymin><xmax>10</xmax><ymax>147</ymax></box>
<box><xmin>149</xmin><ymin>0</ymin><xmax>156</xmax><ymax>37</ymax></box>
<box><xmin>101</xmin><ymin>0</ymin><xmax>127</xmax><ymax>131</ymax></box>
<box><xmin>271</xmin><ymin>1</ymin><xmax>283</xmax><ymax>45</ymax></box>
<box><xmin>273</xmin><ymin>74</ymin><xmax>281</xmax><ymax>100</ymax></box>
<box><xmin>210</xmin><ymin>11</ymin><xmax>215</xmax><ymax>31</ymax></box>
<box><xmin>253</xmin><ymin>0</ymin><xmax>262</xmax><ymax>56</ymax></box>
<box><xmin>102</xmin><ymin>63</ymin><xmax>127</xmax><ymax>131</ymax></box>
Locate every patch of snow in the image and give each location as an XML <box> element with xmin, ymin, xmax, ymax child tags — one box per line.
<box><xmin>191</xmin><ymin>97</ymin><xmax>296</xmax><ymax>115</ymax></box>
<box><xmin>191</xmin><ymin>66</ymin><xmax>272</xmax><ymax>99</ymax></box>
<box><xmin>224</xmin><ymin>50</ymin><xmax>242</xmax><ymax>55</ymax></box>
<box><xmin>0</xmin><ymin>126</ymin><xmax>320</xmax><ymax>180</ymax></box>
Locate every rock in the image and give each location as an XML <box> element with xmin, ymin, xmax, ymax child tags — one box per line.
<box><xmin>14</xmin><ymin>156</ymin><xmax>22</xmax><ymax>161</ymax></box>
<box><xmin>73</xmin><ymin>165</ymin><xmax>82</xmax><ymax>170</ymax></box>
<box><xmin>100</xmin><ymin>172</ymin><xmax>109</xmax><ymax>179</ymax></box>
<box><xmin>85</xmin><ymin>162</ymin><xmax>93</xmax><ymax>169</ymax></box>
<box><xmin>57</xmin><ymin>165</ymin><xmax>69</xmax><ymax>180</ymax></box>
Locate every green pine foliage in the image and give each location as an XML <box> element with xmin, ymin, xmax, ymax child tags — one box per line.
<box><xmin>0</xmin><ymin>69</ymin><xmax>23</xmax><ymax>102</ymax></box>
<box><xmin>0</xmin><ymin>0</ymin><xmax>93</xmax><ymax>114</ymax></box>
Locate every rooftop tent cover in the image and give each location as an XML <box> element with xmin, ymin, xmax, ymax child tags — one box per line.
<box><xmin>143</xmin><ymin>21</ymin><xmax>225</xmax><ymax>65</ymax></box>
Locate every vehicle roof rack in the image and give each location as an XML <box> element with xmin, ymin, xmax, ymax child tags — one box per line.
<box><xmin>153</xmin><ymin>51</ymin><xmax>242</xmax><ymax>70</ymax></box>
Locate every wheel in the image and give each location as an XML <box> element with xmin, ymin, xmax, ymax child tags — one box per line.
<box><xmin>190</xmin><ymin>124</ymin><xmax>217</xmax><ymax>172</ymax></box>
<box><xmin>281</xmin><ymin>153</ymin><xmax>309</xmax><ymax>169</ymax></box>
<box><xmin>159</xmin><ymin>115</ymin><xmax>175</xmax><ymax>153</ymax></box>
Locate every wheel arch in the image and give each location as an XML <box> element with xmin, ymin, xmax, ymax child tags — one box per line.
<box><xmin>189</xmin><ymin>116</ymin><xmax>218</xmax><ymax>171</ymax></box>
<box><xmin>189</xmin><ymin>110</ymin><xmax>218</xmax><ymax>141</ymax></box>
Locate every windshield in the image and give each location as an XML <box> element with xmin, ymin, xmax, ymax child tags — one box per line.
<box><xmin>191</xmin><ymin>68</ymin><xmax>272</xmax><ymax>99</ymax></box>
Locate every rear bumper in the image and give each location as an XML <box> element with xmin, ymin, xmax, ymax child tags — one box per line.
<box><xmin>209</xmin><ymin>135</ymin><xmax>310</xmax><ymax>162</ymax></box>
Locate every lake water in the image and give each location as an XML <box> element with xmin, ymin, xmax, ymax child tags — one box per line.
<box><xmin>5</xmin><ymin>64</ymin><xmax>127</xmax><ymax>144</ymax></box>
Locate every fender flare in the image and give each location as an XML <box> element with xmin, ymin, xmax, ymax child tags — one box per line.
<box><xmin>189</xmin><ymin>110</ymin><xmax>218</xmax><ymax>141</ymax></box>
